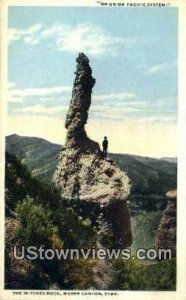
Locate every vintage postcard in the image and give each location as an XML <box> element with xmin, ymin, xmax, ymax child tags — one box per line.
<box><xmin>0</xmin><ymin>0</ymin><xmax>186</xmax><ymax>299</ymax></box>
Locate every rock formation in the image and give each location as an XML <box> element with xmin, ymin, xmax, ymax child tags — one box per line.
<box><xmin>65</xmin><ymin>53</ymin><xmax>97</xmax><ymax>148</ymax></box>
<box><xmin>155</xmin><ymin>190</ymin><xmax>176</xmax><ymax>259</ymax></box>
<box><xmin>53</xmin><ymin>53</ymin><xmax>132</xmax><ymax>249</ymax></box>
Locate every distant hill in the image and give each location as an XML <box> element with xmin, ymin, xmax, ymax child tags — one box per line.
<box><xmin>161</xmin><ymin>157</ymin><xmax>177</xmax><ymax>163</ymax></box>
<box><xmin>6</xmin><ymin>134</ymin><xmax>177</xmax><ymax>211</ymax></box>
<box><xmin>6</xmin><ymin>134</ymin><xmax>62</xmax><ymax>183</ymax></box>
<box><xmin>110</xmin><ymin>153</ymin><xmax>177</xmax><ymax>210</ymax></box>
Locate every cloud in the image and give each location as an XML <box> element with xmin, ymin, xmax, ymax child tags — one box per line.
<box><xmin>8</xmin><ymin>82</ymin><xmax>177</xmax><ymax>123</ymax></box>
<box><xmin>92</xmin><ymin>92</ymin><xmax>148</xmax><ymax>109</ymax></box>
<box><xmin>8</xmin><ymin>23</ymin><xmax>43</xmax><ymax>45</ymax></box>
<box><xmin>147</xmin><ymin>64</ymin><xmax>164</xmax><ymax>74</ymax></box>
<box><xmin>89</xmin><ymin>94</ymin><xmax>177</xmax><ymax>121</ymax></box>
<box><xmin>12</xmin><ymin>104</ymin><xmax>68</xmax><ymax>116</ymax></box>
<box><xmin>8</xmin><ymin>82</ymin><xmax>71</xmax><ymax>103</ymax></box>
<box><xmin>89</xmin><ymin>106</ymin><xmax>141</xmax><ymax>121</ymax></box>
<box><xmin>155</xmin><ymin>97</ymin><xmax>177</xmax><ymax>110</ymax></box>
<box><xmin>146</xmin><ymin>61</ymin><xmax>177</xmax><ymax>74</ymax></box>
<box><xmin>93</xmin><ymin>92</ymin><xmax>137</xmax><ymax>102</ymax></box>
<box><xmin>8</xmin><ymin>22</ymin><xmax>135</xmax><ymax>56</ymax></box>
<box><xmin>136</xmin><ymin>116</ymin><xmax>177</xmax><ymax>124</ymax></box>
<box><xmin>54</xmin><ymin>23</ymin><xmax>131</xmax><ymax>56</ymax></box>
<box><xmin>12</xmin><ymin>86</ymin><xmax>71</xmax><ymax>97</ymax></box>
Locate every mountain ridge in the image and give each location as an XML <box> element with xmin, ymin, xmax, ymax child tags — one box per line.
<box><xmin>6</xmin><ymin>134</ymin><xmax>177</xmax><ymax>211</ymax></box>
<box><xmin>7</xmin><ymin>134</ymin><xmax>177</xmax><ymax>161</ymax></box>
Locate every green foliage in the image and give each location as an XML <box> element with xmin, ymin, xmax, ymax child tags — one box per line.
<box><xmin>6</xmin><ymin>151</ymin><xmax>95</xmax><ymax>250</ymax></box>
<box><xmin>110</xmin><ymin>257</ymin><xmax>176</xmax><ymax>290</ymax></box>
<box><xmin>15</xmin><ymin>196</ymin><xmax>58</xmax><ymax>247</ymax></box>
<box><xmin>131</xmin><ymin>211</ymin><xmax>163</xmax><ymax>251</ymax></box>
<box><xmin>55</xmin><ymin>197</ymin><xmax>95</xmax><ymax>249</ymax></box>
<box><xmin>59</xmin><ymin>258</ymin><xmax>96</xmax><ymax>289</ymax></box>
<box><xmin>5</xmin><ymin>152</ymin><xmax>61</xmax><ymax>215</ymax></box>
<box><xmin>14</xmin><ymin>196</ymin><xmax>66</xmax><ymax>288</ymax></box>
<box><xmin>5</xmin><ymin>217</ymin><xmax>53</xmax><ymax>289</ymax></box>
<box><xmin>13</xmin><ymin>183</ymin><xmax>96</xmax><ymax>288</ymax></box>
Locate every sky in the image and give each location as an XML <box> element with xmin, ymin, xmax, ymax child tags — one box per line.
<box><xmin>7</xmin><ymin>6</ymin><xmax>178</xmax><ymax>157</ymax></box>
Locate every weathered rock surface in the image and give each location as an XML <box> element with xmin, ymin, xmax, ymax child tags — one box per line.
<box><xmin>53</xmin><ymin>53</ymin><xmax>132</xmax><ymax>249</ymax></box>
<box><xmin>155</xmin><ymin>190</ymin><xmax>176</xmax><ymax>259</ymax></box>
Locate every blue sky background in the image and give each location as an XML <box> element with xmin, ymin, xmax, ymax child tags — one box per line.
<box><xmin>7</xmin><ymin>6</ymin><xmax>178</xmax><ymax>156</ymax></box>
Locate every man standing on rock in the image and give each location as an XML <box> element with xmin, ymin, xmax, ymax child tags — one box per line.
<box><xmin>102</xmin><ymin>136</ymin><xmax>108</xmax><ymax>159</ymax></box>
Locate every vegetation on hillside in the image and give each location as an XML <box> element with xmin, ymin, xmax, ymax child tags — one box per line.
<box><xmin>5</xmin><ymin>153</ymin><xmax>97</xmax><ymax>289</ymax></box>
<box><xmin>131</xmin><ymin>211</ymin><xmax>163</xmax><ymax>251</ymax></box>
<box><xmin>110</xmin><ymin>153</ymin><xmax>177</xmax><ymax>210</ymax></box>
<box><xmin>110</xmin><ymin>257</ymin><xmax>176</xmax><ymax>290</ymax></box>
<box><xmin>5</xmin><ymin>152</ymin><xmax>61</xmax><ymax>214</ymax></box>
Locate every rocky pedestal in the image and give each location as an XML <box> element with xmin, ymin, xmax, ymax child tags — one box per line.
<box><xmin>53</xmin><ymin>53</ymin><xmax>132</xmax><ymax>249</ymax></box>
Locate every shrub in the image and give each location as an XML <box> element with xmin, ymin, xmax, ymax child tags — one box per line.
<box><xmin>16</xmin><ymin>196</ymin><xmax>59</xmax><ymax>247</ymax></box>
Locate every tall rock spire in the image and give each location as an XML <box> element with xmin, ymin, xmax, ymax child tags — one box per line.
<box><xmin>65</xmin><ymin>53</ymin><xmax>96</xmax><ymax>147</ymax></box>
<box><xmin>53</xmin><ymin>53</ymin><xmax>132</xmax><ymax>250</ymax></box>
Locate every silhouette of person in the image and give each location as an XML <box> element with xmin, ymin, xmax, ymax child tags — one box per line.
<box><xmin>102</xmin><ymin>136</ymin><xmax>108</xmax><ymax>159</ymax></box>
